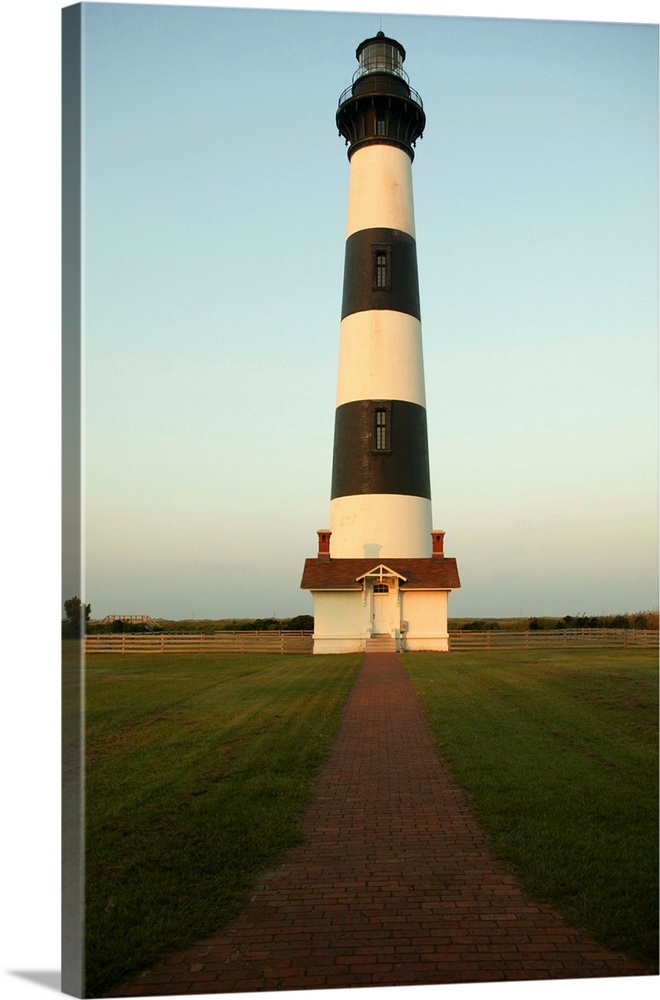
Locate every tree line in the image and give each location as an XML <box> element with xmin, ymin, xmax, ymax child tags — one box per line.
<box><xmin>64</xmin><ymin>597</ymin><xmax>656</xmax><ymax>638</ymax></box>
<box><xmin>452</xmin><ymin>613</ymin><xmax>655</xmax><ymax>632</ymax></box>
<box><xmin>62</xmin><ymin>600</ymin><xmax>314</xmax><ymax>637</ymax></box>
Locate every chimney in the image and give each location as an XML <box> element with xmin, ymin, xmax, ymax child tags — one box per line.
<box><xmin>317</xmin><ymin>530</ymin><xmax>331</xmax><ymax>560</ymax></box>
<box><xmin>431</xmin><ymin>530</ymin><xmax>445</xmax><ymax>558</ymax></box>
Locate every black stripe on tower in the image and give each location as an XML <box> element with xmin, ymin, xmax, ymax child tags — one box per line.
<box><xmin>341</xmin><ymin>228</ymin><xmax>420</xmax><ymax>321</ymax></box>
<box><xmin>330</xmin><ymin>399</ymin><xmax>431</xmax><ymax>500</ymax></box>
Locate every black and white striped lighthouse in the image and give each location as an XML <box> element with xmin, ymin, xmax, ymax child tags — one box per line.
<box><xmin>301</xmin><ymin>32</ymin><xmax>460</xmax><ymax>653</ymax></box>
<box><xmin>331</xmin><ymin>31</ymin><xmax>430</xmax><ymax>559</ymax></box>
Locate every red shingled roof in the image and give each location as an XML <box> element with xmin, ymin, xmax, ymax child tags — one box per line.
<box><xmin>300</xmin><ymin>557</ymin><xmax>460</xmax><ymax>591</ymax></box>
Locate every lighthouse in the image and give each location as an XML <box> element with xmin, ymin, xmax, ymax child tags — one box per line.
<box><xmin>301</xmin><ymin>32</ymin><xmax>460</xmax><ymax>653</ymax></box>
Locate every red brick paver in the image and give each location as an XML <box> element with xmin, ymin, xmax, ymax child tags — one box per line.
<box><xmin>109</xmin><ymin>653</ymin><xmax>650</xmax><ymax>995</ymax></box>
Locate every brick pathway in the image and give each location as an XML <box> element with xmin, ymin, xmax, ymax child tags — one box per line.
<box><xmin>109</xmin><ymin>653</ymin><xmax>650</xmax><ymax>995</ymax></box>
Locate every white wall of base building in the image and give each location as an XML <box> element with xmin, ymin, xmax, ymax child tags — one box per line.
<box><xmin>310</xmin><ymin>588</ymin><xmax>450</xmax><ymax>654</ymax></box>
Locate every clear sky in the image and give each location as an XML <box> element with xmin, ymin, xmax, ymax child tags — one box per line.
<box><xmin>72</xmin><ymin>1</ymin><xmax>658</xmax><ymax>621</ymax></box>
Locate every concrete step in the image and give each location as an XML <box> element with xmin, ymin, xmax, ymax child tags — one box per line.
<box><xmin>366</xmin><ymin>636</ymin><xmax>397</xmax><ymax>652</ymax></box>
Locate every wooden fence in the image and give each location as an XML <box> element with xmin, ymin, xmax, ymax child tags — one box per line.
<box><xmin>84</xmin><ymin>628</ymin><xmax>658</xmax><ymax>655</ymax></box>
<box><xmin>84</xmin><ymin>631</ymin><xmax>314</xmax><ymax>655</ymax></box>
<box><xmin>448</xmin><ymin>628</ymin><xmax>659</xmax><ymax>651</ymax></box>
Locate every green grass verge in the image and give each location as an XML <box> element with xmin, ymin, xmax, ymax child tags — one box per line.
<box><xmin>83</xmin><ymin>652</ymin><xmax>361</xmax><ymax>997</ymax></box>
<box><xmin>405</xmin><ymin>649</ymin><xmax>659</xmax><ymax>970</ymax></box>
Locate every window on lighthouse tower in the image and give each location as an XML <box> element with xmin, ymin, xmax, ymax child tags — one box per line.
<box><xmin>373</xmin><ymin>246</ymin><xmax>390</xmax><ymax>289</ymax></box>
<box><xmin>374</xmin><ymin>408</ymin><xmax>388</xmax><ymax>451</ymax></box>
<box><xmin>375</xmin><ymin>252</ymin><xmax>387</xmax><ymax>286</ymax></box>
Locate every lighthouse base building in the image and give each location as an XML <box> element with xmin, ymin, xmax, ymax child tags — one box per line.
<box><xmin>301</xmin><ymin>531</ymin><xmax>460</xmax><ymax>654</ymax></box>
<box><xmin>302</xmin><ymin>32</ymin><xmax>460</xmax><ymax>652</ymax></box>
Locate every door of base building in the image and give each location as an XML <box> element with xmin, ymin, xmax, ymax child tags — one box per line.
<box><xmin>372</xmin><ymin>583</ymin><xmax>392</xmax><ymax>634</ymax></box>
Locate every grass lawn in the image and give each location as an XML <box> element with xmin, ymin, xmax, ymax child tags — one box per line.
<box><xmin>83</xmin><ymin>652</ymin><xmax>361</xmax><ymax>997</ymax></box>
<box><xmin>405</xmin><ymin>648</ymin><xmax>659</xmax><ymax>971</ymax></box>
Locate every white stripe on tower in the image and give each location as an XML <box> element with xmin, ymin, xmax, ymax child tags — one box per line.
<box><xmin>329</xmin><ymin>33</ymin><xmax>432</xmax><ymax>559</ymax></box>
<box><xmin>335</xmin><ymin>309</ymin><xmax>426</xmax><ymax>407</ymax></box>
<box><xmin>345</xmin><ymin>143</ymin><xmax>417</xmax><ymax>237</ymax></box>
